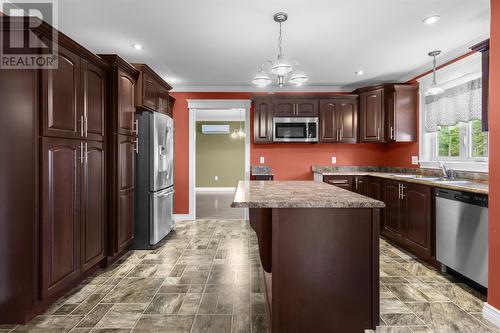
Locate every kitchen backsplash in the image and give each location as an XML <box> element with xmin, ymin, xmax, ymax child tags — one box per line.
<box><xmin>311</xmin><ymin>166</ymin><xmax>489</xmax><ymax>183</ymax></box>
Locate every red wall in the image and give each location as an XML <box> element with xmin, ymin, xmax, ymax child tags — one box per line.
<box><xmin>488</xmin><ymin>0</ymin><xmax>500</xmax><ymax>310</ymax></box>
<box><xmin>171</xmin><ymin>91</ymin><xmax>418</xmax><ymax>214</ymax></box>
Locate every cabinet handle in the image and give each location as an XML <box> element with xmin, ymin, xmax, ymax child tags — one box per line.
<box><xmin>134</xmin><ymin>139</ymin><xmax>139</xmax><ymax>154</ymax></box>
<box><xmin>401</xmin><ymin>184</ymin><xmax>406</xmax><ymax>199</ymax></box>
<box><xmin>84</xmin><ymin>142</ymin><xmax>88</xmax><ymax>164</ymax></box>
<box><xmin>377</xmin><ymin>127</ymin><xmax>381</xmax><ymax>140</ymax></box>
<box><xmin>336</xmin><ymin>130</ymin><xmax>339</xmax><ymax>141</ymax></box>
<box><xmin>398</xmin><ymin>183</ymin><xmax>402</xmax><ymax>199</ymax></box>
<box><xmin>80</xmin><ymin>115</ymin><xmax>84</xmax><ymax>137</ymax></box>
<box><xmin>339</xmin><ymin>128</ymin><xmax>343</xmax><ymax>141</ymax></box>
<box><xmin>84</xmin><ymin>114</ymin><xmax>88</xmax><ymax>137</ymax></box>
<box><xmin>390</xmin><ymin>126</ymin><xmax>394</xmax><ymax>140</ymax></box>
<box><xmin>133</xmin><ymin>119</ymin><xmax>139</xmax><ymax>135</ymax></box>
<box><xmin>355</xmin><ymin>178</ymin><xmax>359</xmax><ymax>190</ymax></box>
<box><xmin>79</xmin><ymin>142</ymin><xmax>84</xmax><ymax>164</ymax></box>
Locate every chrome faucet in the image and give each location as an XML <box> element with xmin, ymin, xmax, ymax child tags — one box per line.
<box><xmin>438</xmin><ymin>162</ymin><xmax>455</xmax><ymax>179</ymax></box>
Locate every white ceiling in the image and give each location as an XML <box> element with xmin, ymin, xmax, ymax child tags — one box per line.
<box><xmin>58</xmin><ymin>0</ymin><xmax>490</xmax><ymax>91</ymax></box>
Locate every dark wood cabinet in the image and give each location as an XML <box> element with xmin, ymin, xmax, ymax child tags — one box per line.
<box><xmin>42</xmin><ymin>138</ymin><xmax>81</xmax><ymax>298</ymax></box>
<box><xmin>365</xmin><ymin>177</ymin><xmax>382</xmax><ymax>201</ymax></box>
<box><xmin>381</xmin><ymin>179</ymin><xmax>433</xmax><ymax>260</ymax></box>
<box><xmin>100</xmin><ymin>55</ymin><xmax>139</xmax><ymax>262</ymax></box>
<box><xmin>275</xmin><ymin>98</ymin><xmax>319</xmax><ymax>117</ymax></box>
<box><xmin>385</xmin><ymin>85</ymin><xmax>418</xmax><ymax>142</ymax></box>
<box><xmin>403</xmin><ymin>183</ymin><xmax>432</xmax><ymax>258</ymax></box>
<box><xmin>42</xmin><ymin>42</ymin><xmax>81</xmax><ymax>140</ymax></box>
<box><xmin>354</xmin><ymin>176</ymin><xmax>367</xmax><ymax>194</ymax></box>
<box><xmin>471</xmin><ymin>39</ymin><xmax>490</xmax><ymax>131</ymax></box>
<box><xmin>359</xmin><ymin>89</ymin><xmax>384</xmax><ymax>142</ymax></box>
<box><xmin>320</xmin><ymin>97</ymin><xmax>358</xmax><ymax>143</ymax></box>
<box><xmin>132</xmin><ymin>64</ymin><xmax>172</xmax><ymax>113</ymax></box>
<box><xmin>382</xmin><ymin>179</ymin><xmax>404</xmax><ymax>241</ymax></box>
<box><xmin>82</xmin><ymin>59</ymin><xmax>106</xmax><ymax>141</ymax></box>
<box><xmin>116</xmin><ymin>135</ymin><xmax>136</xmax><ymax>254</ymax></box>
<box><xmin>253</xmin><ymin>97</ymin><xmax>274</xmax><ymax>143</ymax></box>
<box><xmin>81</xmin><ymin>141</ymin><xmax>106</xmax><ymax>272</ymax></box>
<box><xmin>357</xmin><ymin>84</ymin><xmax>417</xmax><ymax>143</ymax></box>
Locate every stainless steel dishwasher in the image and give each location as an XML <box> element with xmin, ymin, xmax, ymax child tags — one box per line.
<box><xmin>436</xmin><ymin>189</ymin><xmax>488</xmax><ymax>287</ymax></box>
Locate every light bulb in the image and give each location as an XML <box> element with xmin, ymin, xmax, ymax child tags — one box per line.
<box><xmin>231</xmin><ymin>131</ymin><xmax>238</xmax><ymax>139</ymax></box>
<box><xmin>270</xmin><ymin>55</ymin><xmax>293</xmax><ymax>76</ymax></box>
<box><xmin>289</xmin><ymin>71</ymin><xmax>309</xmax><ymax>86</ymax></box>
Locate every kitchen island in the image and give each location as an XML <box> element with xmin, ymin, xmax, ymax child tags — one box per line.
<box><xmin>232</xmin><ymin>181</ymin><xmax>385</xmax><ymax>332</ymax></box>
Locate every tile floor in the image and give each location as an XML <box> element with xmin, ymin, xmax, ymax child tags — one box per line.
<box><xmin>196</xmin><ymin>192</ymin><xmax>246</xmax><ymax>220</ymax></box>
<box><xmin>1</xmin><ymin>219</ymin><xmax>497</xmax><ymax>333</ymax></box>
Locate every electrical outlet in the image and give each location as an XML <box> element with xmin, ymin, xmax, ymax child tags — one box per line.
<box><xmin>411</xmin><ymin>156</ymin><xmax>419</xmax><ymax>165</ymax></box>
<box><xmin>214</xmin><ymin>176</ymin><xmax>218</xmax><ymax>181</ymax></box>
<box><xmin>331</xmin><ymin>156</ymin><xmax>337</xmax><ymax>164</ymax></box>
<box><xmin>260</xmin><ymin>156</ymin><xmax>265</xmax><ymax>164</ymax></box>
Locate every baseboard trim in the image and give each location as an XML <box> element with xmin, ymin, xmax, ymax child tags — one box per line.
<box><xmin>483</xmin><ymin>303</ymin><xmax>500</xmax><ymax>328</ymax></box>
<box><xmin>173</xmin><ymin>214</ymin><xmax>194</xmax><ymax>222</ymax></box>
<box><xmin>196</xmin><ymin>187</ymin><xmax>236</xmax><ymax>192</ymax></box>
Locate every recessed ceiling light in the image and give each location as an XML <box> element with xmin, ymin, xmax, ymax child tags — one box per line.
<box><xmin>132</xmin><ymin>43</ymin><xmax>143</xmax><ymax>50</ymax></box>
<box><xmin>167</xmin><ymin>78</ymin><xmax>176</xmax><ymax>84</ymax></box>
<box><xmin>355</xmin><ymin>70</ymin><xmax>364</xmax><ymax>76</ymax></box>
<box><xmin>423</xmin><ymin>15</ymin><xmax>441</xmax><ymax>25</ymax></box>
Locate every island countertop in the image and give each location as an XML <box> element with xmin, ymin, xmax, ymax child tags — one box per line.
<box><xmin>231</xmin><ymin>180</ymin><xmax>385</xmax><ymax>209</ymax></box>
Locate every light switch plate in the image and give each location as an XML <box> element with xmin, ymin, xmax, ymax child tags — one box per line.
<box><xmin>331</xmin><ymin>156</ymin><xmax>337</xmax><ymax>164</ymax></box>
<box><xmin>411</xmin><ymin>156</ymin><xmax>419</xmax><ymax>165</ymax></box>
<box><xmin>260</xmin><ymin>156</ymin><xmax>265</xmax><ymax>164</ymax></box>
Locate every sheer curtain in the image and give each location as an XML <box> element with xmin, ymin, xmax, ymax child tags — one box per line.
<box><xmin>425</xmin><ymin>78</ymin><xmax>482</xmax><ymax>133</ymax></box>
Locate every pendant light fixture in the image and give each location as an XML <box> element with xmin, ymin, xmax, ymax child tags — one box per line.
<box><xmin>231</xmin><ymin>109</ymin><xmax>245</xmax><ymax>139</ymax></box>
<box><xmin>252</xmin><ymin>12</ymin><xmax>308</xmax><ymax>88</ymax></box>
<box><xmin>426</xmin><ymin>50</ymin><xmax>444</xmax><ymax>96</ymax></box>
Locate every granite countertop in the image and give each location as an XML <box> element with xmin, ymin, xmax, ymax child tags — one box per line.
<box><xmin>231</xmin><ymin>180</ymin><xmax>386</xmax><ymax>209</ymax></box>
<box><xmin>312</xmin><ymin>167</ymin><xmax>488</xmax><ymax>195</ymax></box>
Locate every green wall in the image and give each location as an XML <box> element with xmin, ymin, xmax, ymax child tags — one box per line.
<box><xmin>196</xmin><ymin>121</ymin><xmax>245</xmax><ymax>187</ymax></box>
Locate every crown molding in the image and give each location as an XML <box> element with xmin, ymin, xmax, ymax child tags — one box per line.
<box><xmin>399</xmin><ymin>33</ymin><xmax>490</xmax><ymax>83</ymax></box>
<box><xmin>172</xmin><ymin>85</ymin><xmax>353</xmax><ymax>93</ymax></box>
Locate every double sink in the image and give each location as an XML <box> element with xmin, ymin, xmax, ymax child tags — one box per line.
<box><xmin>389</xmin><ymin>174</ymin><xmax>472</xmax><ymax>185</ymax></box>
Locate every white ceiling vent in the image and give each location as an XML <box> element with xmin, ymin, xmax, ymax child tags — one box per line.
<box><xmin>201</xmin><ymin>124</ymin><xmax>230</xmax><ymax>134</ymax></box>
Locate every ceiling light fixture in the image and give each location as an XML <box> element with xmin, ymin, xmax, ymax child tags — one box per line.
<box><xmin>423</xmin><ymin>15</ymin><xmax>441</xmax><ymax>25</ymax></box>
<box><xmin>133</xmin><ymin>43</ymin><xmax>143</xmax><ymax>50</ymax></box>
<box><xmin>252</xmin><ymin>12</ymin><xmax>308</xmax><ymax>88</ymax></box>
<box><xmin>355</xmin><ymin>70</ymin><xmax>364</xmax><ymax>76</ymax></box>
<box><xmin>425</xmin><ymin>50</ymin><xmax>444</xmax><ymax>96</ymax></box>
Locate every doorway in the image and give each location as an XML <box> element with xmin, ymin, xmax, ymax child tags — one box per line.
<box><xmin>187</xmin><ymin>99</ymin><xmax>251</xmax><ymax>220</ymax></box>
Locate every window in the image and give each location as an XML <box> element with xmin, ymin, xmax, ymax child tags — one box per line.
<box><xmin>418</xmin><ymin>53</ymin><xmax>488</xmax><ymax>172</ymax></box>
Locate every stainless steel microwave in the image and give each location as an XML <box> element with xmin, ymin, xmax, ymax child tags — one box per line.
<box><xmin>273</xmin><ymin>117</ymin><xmax>319</xmax><ymax>142</ymax></box>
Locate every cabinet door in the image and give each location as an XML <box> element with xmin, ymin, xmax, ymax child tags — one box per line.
<box><xmin>81</xmin><ymin>141</ymin><xmax>106</xmax><ymax>272</ymax></box>
<box><xmin>338</xmin><ymin>99</ymin><xmax>358</xmax><ymax>143</ymax></box>
<box><xmin>403</xmin><ymin>183</ymin><xmax>432</xmax><ymax>258</ymax></box>
<box><xmin>360</xmin><ymin>89</ymin><xmax>384</xmax><ymax>142</ymax></box>
<box><xmin>143</xmin><ymin>75</ymin><xmax>159</xmax><ymax>111</ymax></box>
<box><xmin>386</xmin><ymin>91</ymin><xmax>396</xmax><ymax>142</ymax></box>
<box><xmin>118</xmin><ymin>69</ymin><xmax>137</xmax><ymax>135</ymax></box>
<box><xmin>295</xmin><ymin>99</ymin><xmax>319</xmax><ymax>117</ymax></box>
<box><xmin>117</xmin><ymin>134</ymin><xmax>135</xmax><ymax>252</ymax></box>
<box><xmin>42</xmin><ymin>43</ymin><xmax>81</xmax><ymax>139</ymax></box>
<box><xmin>42</xmin><ymin>138</ymin><xmax>80</xmax><ymax>298</ymax></box>
<box><xmin>381</xmin><ymin>180</ymin><xmax>403</xmax><ymax>240</ymax></box>
<box><xmin>253</xmin><ymin>99</ymin><xmax>273</xmax><ymax>143</ymax></box>
<box><xmin>82</xmin><ymin>59</ymin><xmax>105</xmax><ymax>141</ymax></box>
<box><xmin>159</xmin><ymin>89</ymin><xmax>169</xmax><ymax>115</ymax></box>
<box><xmin>354</xmin><ymin>176</ymin><xmax>367</xmax><ymax>195</ymax></box>
<box><xmin>366</xmin><ymin>177</ymin><xmax>381</xmax><ymax>200</ymax></box>
<box><xmin>274</xmin><ymin>100</ymin><xmax>296</xmax><ymax>116</ymax></box>
<box><xmin>319</xmin><ymin>101</ymin><xmax>338</xmax><ymax>142</ymax></box>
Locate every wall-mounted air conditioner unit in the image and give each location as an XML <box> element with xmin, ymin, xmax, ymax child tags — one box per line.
<box><xmin>201</xmin><ymin>124</ymin><xmax>230</xmax><ymax>134</ymax></box>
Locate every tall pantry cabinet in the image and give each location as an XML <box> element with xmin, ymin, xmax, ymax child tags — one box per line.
<box><xmin>100</xmin><ymin>55</ymin><xmax>140</xmax><ymax>263</ymax></box>
<box><xmin>0</xmin><ymin>17</ymin><xmax>107</xmax><ymax>323</ymax></box>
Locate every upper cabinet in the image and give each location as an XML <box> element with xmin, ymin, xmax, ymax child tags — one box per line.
<box><xmin>132</xmin><ymin>64</ymin><xmax>172</xmax><ymax>114</ymax></box>
<box><xmin>253</xmin><ymin>96</ymin><xmax>274</xmax><ymax>144</ymax></box>
<box><xmin>359</xmin><ymin>88</ymin><xmax>384</xmax><ymax>142</ymax></box>
<box><xmin>275</xmin><ymin>98</ymin><xmax>319</xmax><ymax>117</ymax></box>
<box><xmin>357</xmin><ymin>84</ymin><xmax>417</xmax><ymax>143</ymax></box>
<box><xmin>471</xmin><ymin>39</ymin><xmax>490</xmax><ymax>132</ymax></box>
<box><xmin>319</xmin><ymin>97</ymin><xmax>358</xmax><ymax>143</ymax></box>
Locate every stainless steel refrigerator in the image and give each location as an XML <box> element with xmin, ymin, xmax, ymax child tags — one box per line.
<box><xmin>134</xmin><ymin>111</ymin><xmax>175</xmax><ymax>249</ymax></box>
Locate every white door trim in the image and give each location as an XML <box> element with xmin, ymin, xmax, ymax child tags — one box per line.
<box><xmin>175</xmin><ymin>99</ymin><xmax>251</xmax><ymax>221</ymax></box>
